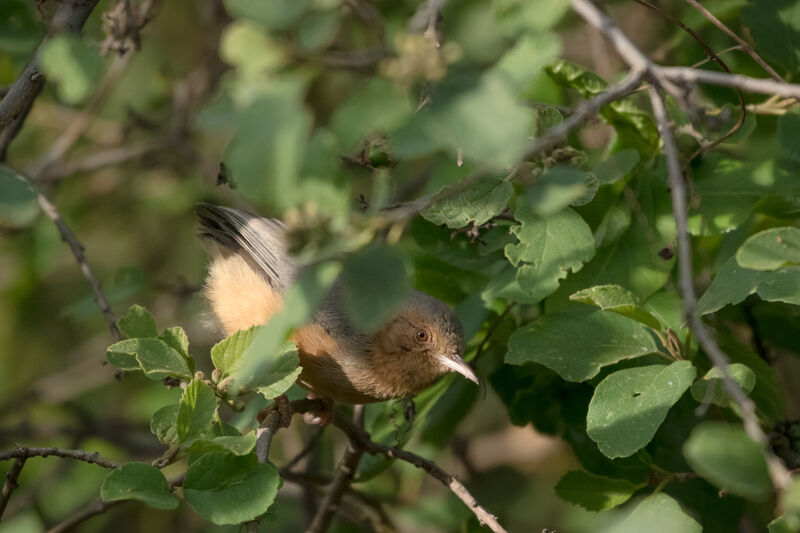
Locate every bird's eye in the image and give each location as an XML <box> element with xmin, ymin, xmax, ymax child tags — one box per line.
<box><xmin>414</xmin><ymin>327</ymin><xmax>429</xmax><ymax>342</ymax></box>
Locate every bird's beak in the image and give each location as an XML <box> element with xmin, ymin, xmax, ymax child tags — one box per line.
<box><xmin>437</xmin><ymin>354</ymin><xmax>479</xmax><ymax>385</ymax></box>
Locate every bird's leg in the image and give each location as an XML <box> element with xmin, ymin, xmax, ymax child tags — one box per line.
<box><xmin>302</xmin><ymin>392</ymin><xmax>334</xmax><ymax>425</ymax></box>
<box><xmin>257</xmin><ymin>394</ymin><xmax>293</xmax><ymax>428</ymax></box>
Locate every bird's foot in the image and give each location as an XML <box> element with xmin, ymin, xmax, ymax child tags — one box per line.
<box><xmin>257</xmin><ymin>394</ymin><xmax>293</xmax><ymax>429</ymax></box>
<box><xmin>302</xmin><ymin>392</ymin><xmax>333</xmax><ymax>425</ymax></box>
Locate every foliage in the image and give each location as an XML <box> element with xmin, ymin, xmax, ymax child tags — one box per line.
<box><xmin>3</xmin><ymin>0</ymin><xmax>800</xmax><ymax>532</ymax></box>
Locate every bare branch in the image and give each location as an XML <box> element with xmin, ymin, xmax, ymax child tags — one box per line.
<box><xmin>647</xmin><ymin>85</ymin><xmax>791</xmax><ymax>491</ymax></box>
<box><xmin>0</xmin><ymin>446</ymin><xmax>120</xmax><ymax>469</ymax></box>
<box><xmin>19</xmin><ymin>174</ymin><xmax>122</xmax><ymax>341</ymax></box>
<box><xmin>47</xmin><ymin>499</ymin><xmax>123</xmax><ymax>533</ymax></box>
<box><xmin>0</xmin><ymin>458</ymin><xmax>26</xmax><ymax>520</ymax></box>
<box><xmin>0</xmin><ymin>0</ymin><xmax>101</xmax><ymax>132</ymax></box>
<box><xmin>659</xmin><ymin>66</ymin><xmax>800</xmax><ymax>98</ymax></box>
<box><xmin>306</xmin><ymin>406</ymin><xmax>366</xmax><ymax>533</ymax></box>
<box><xmin>682</xmin><ymin>0</ymin><xmax>786</xmax><ymax>85</ymax></box>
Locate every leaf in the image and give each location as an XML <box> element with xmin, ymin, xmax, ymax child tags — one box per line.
<box><xmin>696</xmin><ymin>256</ymin><xmax>800</xmax><ymax>315</ymax></box>
<box><xmin>570</xmin><ymin>284</ymin><xmax>662</xmax><ymax>330</ymax></box>
<box><xmin>690</xmin><ymin>364</ymin><xmax>756</xmax><ymax>408</ymax></box>
<box><xmin>736</xmin><ymin>227</ymin><xmax>800</xmax><ymax>271</ymax></box>
<box><xmin>100</xmin><ymin>462</ymin><xmax>178</xmax><ymax>510</ymax></box>
<box><xmin>427</xmin><ymin>72</ymin><xmax>534</xmax><ymax>169</ymax></box>
<box><xmin>39</xmin><ymin>34</ymin><xmax>103</xmax><ymax>105</ymax></box>
<box><xmin>491</xmin><ymin>31</ymin><xmax>562</xmax><ymax>92</ymax></box>
<box><xmin>177</xmin><ymin>380</ymin><xmax>218</xmax><ymax>445</ymax></box>
<box><xmin>719</xmin><ymin>337</ymin><xmax>786</xmax><ymax>423</ymax></box>
<box><xmin>341</xmin><ymin>243</ymin><xmax>410</xmax><ymax>332</ymax></box>
<box><xmin>253</xmin><ymin>341</ymin><xmax>302</xmax><ymax>399</ymax></box>
<box><xmin>494</xmin><ymin>0</ymin><xmax>570</xmax><ymax>33</ymax></box>
<box><xmin>594</xmin><ymin>149</ymin><xmax>640</xmax><ymax>185</ymax></box>
<box><xmin>493</xmin><ymin>206</ymin><xmax>594</xmax><ymax>304</ymax></box>
<box><xmin>117</xmin><ymin>305</ymin><xmax>158</xmax><ymax>338</ymax></box>
<box><xmin>587</xmin><ymin>361</ymin><xmax>696</xmax><ymax>458</ymax></box>
<box><xmin>769</xmin><ymin>515</ymin><xmax>800</xmax><ymax>533</ymax></box>
<box><xmin>554</xmin><ymin>470</ymin><xmax>643</xmax><ymax>511</ymax></box>
<box><xmin>506</xmin><ymin>308</ymin><xmax>658</xmax><ymax>382</ymax></box>
<box><xmin>223</xmin><ymin>0</ymin><xmax>310</xmax><ymax>30</ymax></box>
<box><xmin>183</xmin><ymin>452</ymin><xmax>281</xmax><ymax>525</ymax></box>
<box><xmin>684</xmin><ymin>422</ymin><xmax>771</xmax><ymax>501</ymax></box>
<box><xmin>211</xmin><ymin>326</ymin><xmax>259</xmax><ymax>376</ymax></box>
<box><xmin>742</xmin><ymin>0</ymin><xmax>800</xmax><ymax>75</ymax></box>
<box><xmin>106</xmin><ymin>338</ymin><xmax>192</xmax><ymax>380</ymax></box>
<box><xmin>330</xmin><ymin>79</ymin><xmax>411</xmax><ymax>150</ymax></box>
<box><xmin>150</xmin><ymin>404</ymin><xmax>179</xmax><ymax>446</ymax></box>
<box><xmin>0</xmin><ymin>164</ymin><xmax>39</xmax><ymax>228</ymax></box>
<box><xmin>603</xmin><ymin>493</ymin><xmax>701</xmax><ymax>533</ymax></box>
<box><xmin>185</xmin><ymin>433</ymin><xmax>258</xmax><ymax>456</ymax></box>
<box><xmin>525</xmin><ymin>167</ymin><xmax>588</xmax><ymax>217</ymax></box>
<box><xmin>778</xmin><ymin>113</ymin><xmax>800</xmax><ymax>161</ymax></box>
<box><xmin>159</xmin><ymin>326</ymin><xmax>192</xmax><ymax>372</ymax></box>
<box><xmin>421</xmin><ymin>176</ymin><xmax>513</xmax><ymax>229</ymax></box>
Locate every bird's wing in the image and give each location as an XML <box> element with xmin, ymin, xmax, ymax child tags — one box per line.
<box><xmin>195</xmin><ymin>203</ymin><xmax>297</xmax><ymax>291</ymax></box>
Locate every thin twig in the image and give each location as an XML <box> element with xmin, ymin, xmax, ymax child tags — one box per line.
<box><xmin>331</xmin><ymin>411</ymin><xmax>508</xmax><ymax>533</ymax></box>
<box><xmin>22</xmin><ymin>176</ymin><xmax>122</xmax><ymax>341</ymax></box>
<box><xmin>0</xmin><ymin>446</ymin><xmax>120</xmax><ymax>469</ymax></box>
<box><xmin>647</xmin><ymin>86</ymin><xmax>791</xmax><ymax>491</ymax></box>
<box><xmin>682</xmin><ymin>0</ymin><xmax>787</xmax><ymax>85</ymax></box>
<box><xmin>306</xmin><ymin>406</ymin><xmax>366</xmax><ymax>533</ymax></box>
<box><xmin>0</xmin><ymin>458</ymin><xmax>26</xmax><ymax>520</ymax></box>
<box><xmin>474</xmin><ymin>303</ymin><xmax>516</xmax><ymax>361</ymax></box>
<box><xmin>282</xmin><ymin>427</ymin><xmax>325</xmax><ymax>472</ymax></box>
<box><xmin>47</xmin><ymin>499</ymin><xmax>123</xmax><ymax>533</ymax></box>
<box><xmin>659</xmin><ymin>66</ymin><xmax>800</xmax><ymax>98</ymax></box>
<box><xmin>40</xmin><ymin>140</ymin><xmax>170</xmax><ymax>182</ymax></box>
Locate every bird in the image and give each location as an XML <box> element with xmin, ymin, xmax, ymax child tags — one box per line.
<box><xmin>195</xmin><ymin>203</ymin><xmax>478</xmax><ymax>416</ymax></box>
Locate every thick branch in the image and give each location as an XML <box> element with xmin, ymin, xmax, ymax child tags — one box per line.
<box><xmin>0</xmin><ymin>0</ymin><xmax>100</xmax><ymax>132</ymax></box>
<box><xmin>0</xmin><ymin>458</ymin><xmax>26</xmax><ymax>520</ymax></box>
<box><xmin>0</xmin><ymin>446</ymin><xmax>120</xmax><ymax>469</ymax></box>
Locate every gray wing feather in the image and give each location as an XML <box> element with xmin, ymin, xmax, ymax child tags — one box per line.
<box><xmin>196</xmin><ymin>203</ymin><xmax>297</xmax><ymax>291</ymax></box>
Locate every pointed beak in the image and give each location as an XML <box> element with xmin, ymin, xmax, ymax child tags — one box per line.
<box><xmin>437</xmin><ymin>354</ymin><xmax>479</xmax><ymax>385</ymax></box>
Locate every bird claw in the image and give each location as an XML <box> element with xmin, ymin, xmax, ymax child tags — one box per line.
<box><xmin>257</xmin><ymin>394</ymin><xmax>293</xmax><ymax>428</ymax></box>
<box><xmin>302</xmin><ymin>393</ymin><xmax>333</xmax><ymax>425</ymax></box>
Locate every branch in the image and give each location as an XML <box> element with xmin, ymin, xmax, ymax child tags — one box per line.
<box><xmin>0</xmin><ymin>458</ymin><xmax>25</xmax><ymax>520</ymax></box>
<box><xmin>682</xmin><ymin>0</ymin><xmax>786</xmax><ymax>85</ymax></box>
<box><xmin>0</xmin><ymin>446</ymin><xmax>120</xmax><ymax>469</ymax></box>
<box><xmin>27</xmin><ymin>176</ymin><xmax>122</xmax><ymax>341</ymax></box>
<box><xmin>47</xmin><ymin>499</ymin><xmax>123</xmax><ymax>533</ymax></box>
<box><xmin>647</xmin><ymin>86</ymin><xmax>791</xmax><ymax>491</ymax></box>
<box><xmin>331</xmin><ymin>411</ymin><xmax>508</xmax><ymax>533</ymax></box>
<box><xmin>658</xmin><ymin>66</ymin><xmax>800</xmax><ymax>98</ymax></box>
<box><xmin>306</xmin><ymin>406</ymin><xmax>366</xmax><ymax>533</ymax></box>
<box><xmin>0</xmin><ymin>0</ymin><xmax>100</xmax><ymax>132</ymax></box>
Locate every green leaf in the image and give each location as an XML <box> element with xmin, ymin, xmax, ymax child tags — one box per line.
<box><xmin>689</xmin><ymin>157</ymin><xmax>800</xmax><ymax>236</ymax></box>
<box><xmin>183</xmin><ymin>452</ymin><xmax>280</xmax><ymax>525</ymax></box>
<box><xmin>185</xmin><ymin>433</ymin><xmax>258</xmax><ymax>456</ymax></box>
<box><xmin>100</xmin><ymin>463</ymin><xmax>178</xmax><ymax>510</ymax></box>
<box><xmin>211</xmin><ymin>326</ymin><xmax>259</xmax><ymax>376</ymax></box>
<box><xmin>604</xmin><ymin>493</ymin><xmax>701</xmax><ymax>533</ymax></box>
<box><xmin>594</xmin><ymin>149</ymin><xmax>640</xmax><ymax>185</ymax></box>
<box><xmin>428</xmin><ymin>72</ymin><xmax>534</xmax><ymax>169</ymax></box>
<box><xmin>719</xmin><ymin>337</ymin><xmax>786</xmax><ymax>423</ymax></box>
<box><xmin>494</xmin><ymin>0</ymin><xmax>570</xmax><ymax>33</ymax></box>
<box><xmin>159</xmin><ymin>326</ymin><xmax>191</xmax><ymax>372</ymax></box>
<box><xmin>778</xmin><ymin>113</ymin><xmax>800</xmax><ymax>160</ymax></box>
<box><xmin>506</xmin><ymin>309</ymin><xmax>658</xmax><ymax>381</ymax></box>
<box><xmin>736</xmin><ymin>227</ymin><xmax>800</xmax><ymax>271</ymax></box>
<box><xmin>220</xmin><ymin>20</ymin><xmax>284</xmax><ymax>74</ymax></box>
<box><xmin>39</xmin><ymin>34</ymin><xmax>103</xmax><ymax>105</ymax></box>
<box><xmin>493</xmin><ymin>206</ymin><xmax>594</xmax><ymax>304</ymax></box>
<box><xmin>492</xmin><ymin>32</ymin><xmax>562</xmax><ymax>92</ymax></box>
<box><xmin>684</xmin><ymin>422</ymin><xmax>771</xmax><ymax>501</ymax></box>
<box><xmin>554</xmin><ymin>470</ymin><xmax>643</xmax><ymax>511</ymax></box>
<box><xmin>769</xmin><ymin>515</ymin><xmax>800</xmax><ymax>533</ymax></box>
<box><xmin>0</xmin><ymin>164</ymin><xmax>39</xmax><ymax>228</ymax></box>
<box><xmin>253</xmin><ymin>342</ymin><xmax>302</xmax><ymax>399</ymax></box>
<box><xmin>106</xmin><ymin>338</ymin><xmax>192</xmax><ymax>380</ymax></box>
<box><xmin>0</xmin><ymin>1</ymin><xmax>43</xmax><ymax>55</ymax></box>
<box><xmin>690</xmin><ymin>364</ymin><xmax>756</xmax><ymax>408</ymax></box>
<box><xmin>341</xmin><ymin>243</ymin><xmax>410</xmax><ymax>332</ymax></box>
<box><xmin>331</xmin><ymin>79</ymin><xmax>411</xmax><ymax>150</ymax></box>
<box><xmin>696</xmin><ymin>256</ymin><xmax>800</xmax><ymax>315</ymax></box>
<box><xmin>296</xmin><ymin>10</ymin><xmax>340</xmax><ymax>53</ymax></box>
<box><xmin>421</xmin><ymin>176</ymin><xmax>513</xmax><ymax>229</ymax></box>
<box><xmin>525</xmin><ymin>167</ymin><xmax>588</xmax><ymax>217</ymax></box>
<box><xmin>742</xmin><ymin>0</ymin><xmax>800</xmax><ymax>75</ymax></box>
<box><xmin>177</xmin><ymin>380</ymin><xmax>218</xmax><ymax>445</ymax></box>
<box><xmin>150</xmin><ymin>404</ymin><xmax>179</xmax><ymax>446</ymax></box>
<box><xmin>587</xmin><ymin>361</ymin><xmax>696</xmax><ymax>458</ymax></box>
<box><xmin>117</xmin><ymin>305</ymin><xmax>158</xmax><ymax>338</ymax></box>
<box><xmin>570</xmin><ymin>284</ymin><xmax>662</xmax><ymax>330</ymax></box>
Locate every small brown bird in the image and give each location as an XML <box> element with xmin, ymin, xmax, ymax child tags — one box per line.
<box><xmin>196</xmin><ymin>203</ymin><xmax>478</xmax><ymax>412</ymax></box>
